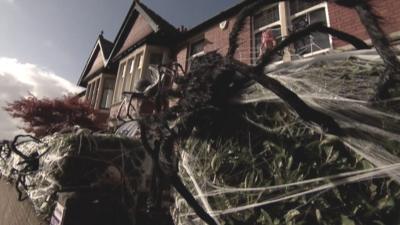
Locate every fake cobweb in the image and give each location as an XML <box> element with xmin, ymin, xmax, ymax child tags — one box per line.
<box><xmin>173</xmin><ymin>49</ymin><xmax>400</xmax><ymax>225</ymax></box>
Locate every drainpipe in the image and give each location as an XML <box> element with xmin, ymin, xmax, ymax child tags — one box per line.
<box><xmin>279</xmin><ymin>1</ymin><xmax>291</xmax><ymax>62</ymax></box>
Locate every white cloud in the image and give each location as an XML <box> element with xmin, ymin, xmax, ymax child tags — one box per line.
<box><xmin>0</xmin><ymin>57</ymin><xmax>83</xmax><ymax>139</ymax></box>
<box><xmin>2</xmin><ymin>0</ymin><xmax>15</xmax><ymax>3</ymax></box>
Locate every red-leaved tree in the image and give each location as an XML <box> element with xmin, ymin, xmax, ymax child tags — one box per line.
<box><xmin>4</xmin><ymin>95</ymin><xmax>106</xmax><ymax>137</ymax></box>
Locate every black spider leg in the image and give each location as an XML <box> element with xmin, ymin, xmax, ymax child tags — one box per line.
<box><xmin>138</xmin><ymin>114</ymin><xmax>165</xmax><ymax>210</ymax></box>
<box><xmin>227</xmin><ymin>0</ymin><xmax>369</xmax><ymax>59</ymax></box>
<box><xmin>228</xmin><ymin>21</ymin><xmax>373</xmax><ymax>135</ymax></box>
<box><xmin>254</xmin><ymin>21</ymin><xmax>370</xmax><ymax>72</ymax></box>
<box><xmin>335</xmin><ymin>0</ymin><xmax>400</xmax><ymax>99</ymax></box>
<box><xmin>232</xmin><ymin>61</ymin><xmax>344</xmax><ymax>136</ymax></box>
<box><xmin>9</xmin><ymin>135</ymin><xmax>41</xmax><ymax>161</ymax></box>
<box><xmin>227</xmin><ymin>0</ymin><xmax>266</xmax><ymax>60</ymax></box>
<box><xmin>139</xmin><ymin>114</ymin><xmax>218</xmax><ymax>225</ymax></box>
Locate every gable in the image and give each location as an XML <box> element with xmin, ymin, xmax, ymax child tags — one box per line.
<box><xmin>86</xmin><ymin>48</ymin><xmax>105</xmax><ymax>77</ymax></box>
<box><xmin>116</xmin><ymin>14</ymin><xmax>154</xmax><ymax>57</ymax></box>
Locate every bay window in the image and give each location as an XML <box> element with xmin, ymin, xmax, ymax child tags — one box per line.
<box><xmin>100</xmin><ymin>78</ymin><xmax>115</xmax><ymax>109</ymax></box>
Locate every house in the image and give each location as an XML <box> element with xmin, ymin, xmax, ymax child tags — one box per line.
<box><xmin>77</xmin><ymin>0</ymin><xmax>400</xmax><ymax>124</ymax></box>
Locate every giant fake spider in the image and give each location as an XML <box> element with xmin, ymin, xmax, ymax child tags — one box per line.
<box><xmin>116</xmin><ymin>1</ymin><xmax>400</xmax><ymax>225</ymax></box>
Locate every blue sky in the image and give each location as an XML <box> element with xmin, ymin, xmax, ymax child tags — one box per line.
<box><xmin>0</xmin><ymin>0</ymin><xmax>240</xmax><ymax>83</ymax></box>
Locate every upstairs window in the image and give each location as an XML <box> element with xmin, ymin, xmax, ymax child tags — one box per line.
<box><xmin>187</xmin><ymin>38</ymin><xmax>205</xmax><ymax>70</ymax></box>
<box><xmin>252</xmin><ymin>4</ymin><xmax>282</xmax><ymax>64</ymax></box>
<box><xmin>254</xmin><ymin>5</ymin><xmax>280</xmax><ymax>30</ymax></box>
<box><xmin>100</xmin><ymin>78</ymin><xmax>115</xmax><ymax>109</ymax></box>
<box><xmin>290</xmin><ymin>0</ymin><xmax>322</xmax><ymax>15</ymax></box>
<box><xmin>291</xmin><ymin>4</ymin><xmax>331</xmax><ymax>56</ymax></box>
<box><xmin>190</xmin><ymin>39</ymin><xmax>205</xmax><ymax>58</ymax></box>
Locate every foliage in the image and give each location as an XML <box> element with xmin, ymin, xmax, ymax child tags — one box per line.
<box><xmin>4</xmin><ymin>95</ymin><xmax>105</xmax><ymax>137</ymax></box>
<box><xmin>175</xmin><ymin>102</ymin><xmax>400</xmax><ymax>225</ymax></box>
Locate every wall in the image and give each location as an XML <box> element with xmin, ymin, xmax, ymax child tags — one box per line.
<box><xmin>176</xmin><ymin>16</ymin><xmax>252</xmax><ymax>69</ymax></box>
<box><xmin>328</xmin><ymin>0</ymin><xmax>400</xmax><ymax>48</ymax></box>
<box><xmin>203</xmin><ymin>17</ymin><xmax>252</xmax><ymax>64</ymax></box>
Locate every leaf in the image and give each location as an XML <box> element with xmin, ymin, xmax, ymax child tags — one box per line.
<box><xmin>285</xmin><ymin>209</ymin><xmax>301</xmax><ymax>224</ymax></box>
<box><xmin>341</xmin><ymin>215</ymin><xmax>355</xmax><ymax>225</ymax></box>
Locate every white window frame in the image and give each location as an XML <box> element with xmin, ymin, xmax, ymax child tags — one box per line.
<box><xmin>252</xmin><ymin>3</ymin><xmax>282</xmax><ymax>65</ymax></box>
<box><xmin>189</xmin><ymin>38</ymin><xmax>205</xmax><ymax>58</ymax></box>
<box><xmin>290</xmin><ymin>2</ymin><xmax>332</xmax><ymax>57</ymax></box>
<box><xmin>186</xmin><ymin>37</ymin><xmax>206</xmax><ymax>70</ymax></box>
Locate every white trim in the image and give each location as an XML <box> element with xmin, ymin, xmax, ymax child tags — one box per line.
<box><xmin>255</xmin><ymin>21</ymin><xmax>282</xmax><ymax>34</ymax></box>
<box><xmin>191</xmin><ymin>51</ymin><xmax>205</xmax><ymax>58</ymax></box>
<box><xmin>289</xmin><ymin>2</ymin><xmax>327</xmax><ymax>19</ymax></box>
<box><xmin>253</xmin><ymin>3</ymin><xmax>280</xmax><ymax>33</ymax></box>
<box><xmin>324</xmin><ymin>3</ymin><xmax>334</xmax><ymax>51</ymax></box>
<box><xmin>302</xmin><ymin>48</ymin><xmax>331</xmax><ymax>57</ymax></box>
<box><xmin>290</xmin><ymin>2</ymin><xmax>332</xmax><ymax>56</ymax></box>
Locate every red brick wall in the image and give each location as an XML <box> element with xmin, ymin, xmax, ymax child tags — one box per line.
<box><xmin>328</xmin><ymin>0</ymin><xmax>400</xmax><ymax>48</ymax></box>
<box><xmin>176</xmin><ymin>16</ymin><xmax>253</xmax><ymax>68</ymax></box>
<box><xmin>176</xmin><ymin>47</ymin><xmax>188</xmax><ymax>71</ymax></box>
<box><xmin>204</xmin><ymin>17</ymin><xmax>252</xmax><ymax>64</ymax></box>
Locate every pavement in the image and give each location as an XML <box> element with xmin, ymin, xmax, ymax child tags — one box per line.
<box><xmin>0</xmin><ymin>178</ymin><xmax>44</xmax><ymax>225</ymax></box>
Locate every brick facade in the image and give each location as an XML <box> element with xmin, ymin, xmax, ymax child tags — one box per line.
<box><xmin>176</xmin><ymin>16</ymin><xmax>252</xmax><ymax>68</ymax></box>
<box><xmin>328</xmin><ymin>0</ymin><xmax>400</xmax><ymax>48</ymax></box>
<box><xmin>81</xmin><ymin>0</ymin><xmax>400</xmax><ymax>124</ymax></box>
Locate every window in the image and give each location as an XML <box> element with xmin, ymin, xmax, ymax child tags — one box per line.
<box><xmin>124</xmin><ymin>59</ymin><xmax>134</xmax><ymax>92</ymax></box>
<box><xmin>252</xmin><ymin>4</ymin><xmax>282</xmax><ymax>64</ymax></box>
<box><xmin>100</xmin><ymin>78</ymin><xmax>115</xmax><ymax>109</ymax></box>
<box><xmin>91</xmin><ymin>80</ymin><xmax>99</xmax><ymax>106</ymax></box>
<box><xmin>114</xmin><ymin>63</ymin><xmax>126</xmax><ymax>103</ymax></box>
<box><xmin>190</xmin><ymin>39</ymin><xmax>205</xmax><ymax>57</ymax></box>
<box><xmin>187</xmin><ymin>38</ymin><xmax>205</xmax><ymax>70</ymax></box>
<box><xmin>254</xmin><ymin>6</ymin><xmax>280</xmax><ymax>30</ymax></box>
<box><xmin>290</xmin><ymin>0</ymin><xmax>322</xmax><ymax>15</ymax></box>
<box><xmin>291</xmin><ymin>7</ymin><xmax>330</xmax><ymax>56</ymax></box>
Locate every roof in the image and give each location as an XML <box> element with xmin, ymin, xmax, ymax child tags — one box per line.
<box><xmin>136</xmin><ymin>1</ymin><xmax>178</xmax><ymax>34</ymax></box>
<box><xmin>99</xmin><ymin>35</ymin><xmax>114</xmax><ymax>60</ymax></box>
<box><xmin>77</xmin><ymin>33</ymin><xmax>114</xmax><ymax>87</ymax></box>
<box><xmin>108</xmin><ymin>1</ymin><xmax>180</xmax><ymax>62</ymax></box>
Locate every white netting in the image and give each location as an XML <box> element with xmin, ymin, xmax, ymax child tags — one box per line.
<box><xmin>173</xmin><ymin>49</ymin><xmax>400</xmax><ymax>225</ymax></box>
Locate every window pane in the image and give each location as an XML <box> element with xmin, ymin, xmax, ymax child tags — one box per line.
<box><xmin>254</xmin><ymin>5</ymin><xmax>280</xmax><ymax>30</ymax></box>
<box><xmin>254</xmin><ymin>26</ymin><xmax>282</xmax><ymax>64</ymax></box>
<box><xmin>100</xmin><ymin>78</ymin><xmax>115</xmax><ymax>109</ymax></box>
<box><xmin>190</xmin><ymin>39</ymin><xmax>204</xmax><ymax>56</ymax></box>
<box><xmin>292</xmin><ymin>8</ymin><xmax>330</xmax><ymax>55</ymax></box>
<box><xmin>115</xmin><ymin>63</ymin><xmax>126</xmax><ymax>102</ymax></box>
<box><xmin>124</xmin><ymin>59</ymin><xmax>134</xmax><ymax>92</ymax></box>
<box><xmin>293</xmin><ymin>15</ymin><xmax>311</xmax><ymax>55</ymax></box>
<box><xmin>310</xmin><ymin>9</ymin><xmax>330</xmax><ymax>50</ymax></box>
<box><xmin>91</xmin><ymin>80</ymin><xmax>99</xmax><ymax>106</ymax></box>
<box><xmin>290</xmin><ymin>0</ymin><xmax>322</xmax><ymax>15</ymax></box>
